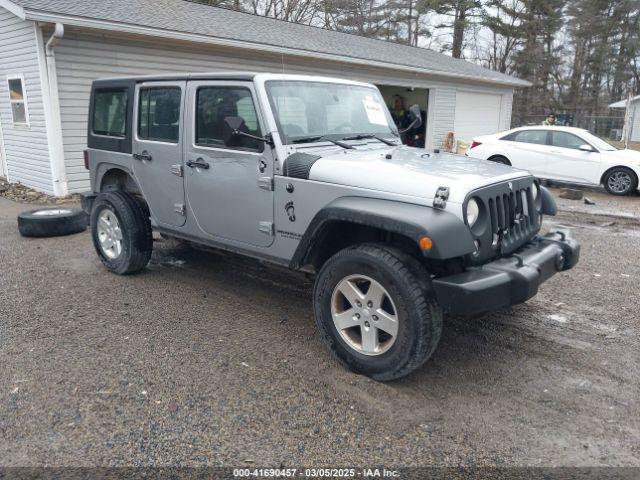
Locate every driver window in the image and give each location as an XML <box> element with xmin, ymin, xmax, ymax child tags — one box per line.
<box><xmin>195</xmin><ymin>86</ymin><xmax>263</xmax><ymax>152</ymax></box>
<box><xmin>551</xmin><ymin>132</ymin><xmax>588</xmax><ymax>150</ymax></box>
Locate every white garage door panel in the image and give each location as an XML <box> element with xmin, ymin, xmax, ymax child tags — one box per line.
<box><xmin>454</xmin><ymin>91</ymin><xmax>502</xmax><ymax>142</ymax></box>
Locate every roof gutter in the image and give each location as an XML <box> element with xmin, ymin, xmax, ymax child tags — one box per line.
<box><xmin>23</xmin><ymin>10</ymin><xmax>531</xmax><ymax>88</ymax></box>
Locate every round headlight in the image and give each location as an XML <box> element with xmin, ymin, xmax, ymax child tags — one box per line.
<box><xmin>532</xmin><ymin>182</ymin><xmax>539</xmax><ymax>200</ymax></box>
<box><xmin>466</xmin><ymin>198</ymin><xmax>480</xmax><ymax>227</ymax></box>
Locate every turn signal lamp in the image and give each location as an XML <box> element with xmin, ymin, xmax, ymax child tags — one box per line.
<box><xmin>419</xmin><ymin>236</ymin><xmax>434</xmax><ymax>252</ymax></box>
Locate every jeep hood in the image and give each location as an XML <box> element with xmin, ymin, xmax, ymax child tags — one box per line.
<box><xmin>306</xmin><ymin>146</ymin><xmax>531</xmax><ymax>203</ymax></box>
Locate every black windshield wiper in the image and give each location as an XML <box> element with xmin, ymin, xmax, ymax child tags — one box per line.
<box><xmin>341</xmin><ymin>134</ymin><xmax>398</xmax><ymax>146</ymax></box>
<box><xmin>291</xmin><ymin>136</ymin><xmax>354</xmax><ymax>149</ymax></box>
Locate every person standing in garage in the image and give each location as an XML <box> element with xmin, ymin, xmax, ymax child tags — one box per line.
<box><xmin>389</xmin><ymin>95</ymin><xmax>410</xmax><ymax>144</ymax></box>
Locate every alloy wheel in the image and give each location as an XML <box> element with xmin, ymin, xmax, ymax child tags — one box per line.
<box><xmin>331</xmin><ymin>274</ymin><xmax>399</xmax><ymax>356</ymax></box>
<box><xmin>97</xmin><ymin>208</ymin><xmax>123</xmax><ymax>259</ymax></box>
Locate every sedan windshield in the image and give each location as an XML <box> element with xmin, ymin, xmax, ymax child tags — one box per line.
<box><xmin>265</xmin><ymin>80</ymin><xmax>398</xmax><ymax>144</ymax></box>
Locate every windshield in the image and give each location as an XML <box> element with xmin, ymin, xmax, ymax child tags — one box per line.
<box><xmin>581</xmin><ymin>131</ymin><xmax>618</xmax><ymax>151</ymax></box>
<box><xmin>265</xmin><ymin>80</ymin><xmax>398</xmax><ymax>144</ymax></box>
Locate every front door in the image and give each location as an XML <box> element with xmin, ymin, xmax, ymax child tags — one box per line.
<box><xmin>185</xmin><ymin>81</ymin><xmax>274</xmax><ymax>247</ymax></box>
<box><xmin>545</xmin><ymin>130</ymin><xmax>602</xmax><ymax>184</ymax></box>
<box><xmin>133</xmin><ymin>81</ymin><xmax>186</xmax><ymax>227</ymax></box>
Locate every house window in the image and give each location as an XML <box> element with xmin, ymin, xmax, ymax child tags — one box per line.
<box><xmin>7</xmin><ymin>75</ymin><xmax>29</xmax><ymax>125</ymax></box>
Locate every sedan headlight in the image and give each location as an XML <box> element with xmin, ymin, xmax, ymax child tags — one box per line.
<box><xmin>466</xmin><ymin>198</ymin><xmax>480</xmax><ymax>227</ymax></box>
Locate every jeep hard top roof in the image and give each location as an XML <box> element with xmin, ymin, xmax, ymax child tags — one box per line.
<box><xmin>91</xmin><ymin>72</ymin><xmax>374</xmax><ymax>88</ymax></box>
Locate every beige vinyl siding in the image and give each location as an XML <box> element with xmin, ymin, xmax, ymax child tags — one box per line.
<box><xmin>53</xmin><ymin>28</ymin><xmax>515</xmax><ymax>192</ymax></box>
<box><xmin>0</xmin><ymin>8</ymin><xmax>52</xmax><ymax>193</ymax></box>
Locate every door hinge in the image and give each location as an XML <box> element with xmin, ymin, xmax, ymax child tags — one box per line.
<box><xmin>170</xmin><ymin>164</ymin><xmax>183</xmax><ymax>177</ymax></box>
<box><xmin>174</xmin><ymin>203</ymin><xmax>186</xmax><ymax>216</ymax></box>
<box><xmin>259</xmin><ymin>221</ymin><xmax>274</xmax><ymax>235</ymax></box>
<box><xmin>258</xmin><ymin>176</ymin><xmax>274</xmax><ymax>191</ymax></box>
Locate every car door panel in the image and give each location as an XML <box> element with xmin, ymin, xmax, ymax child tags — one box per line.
<box><xmin>184</xmin><ymin>81</ymin><xmax>274</xmax><ymax>248</ymax></box>
<box><xmin>502</xmin><ymin>130</ymin><xmax>551</xmax><ymax>177</ymax></box>
<box><xmin>546</xmin><ymin>132</ymin><xmax>601</xmax><ymax>184</ymax></box>
<box><xmin>132</xmin><ymin>81</ymin><xmax>187</xmax><ymax>228</ymax></box>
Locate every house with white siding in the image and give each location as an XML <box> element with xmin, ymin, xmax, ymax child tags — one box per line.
<box><xmin>0</xmin><ymin>0</ymin><xmax>529</xmax><ymax>196</ymax></box>
<box><xmin>609</xmin><ymin>95</ymin><xmax>640</xmax><ymax>143</ymax></box>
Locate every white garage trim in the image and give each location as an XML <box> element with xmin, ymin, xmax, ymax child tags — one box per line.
<box><xmin>0</xmin><ymin>117</ymin><xmax>7</xmax><ymax>179</ymax></box>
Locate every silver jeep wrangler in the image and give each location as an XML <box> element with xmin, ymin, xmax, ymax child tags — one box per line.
<box><xmin>82</xmin><ymin>73</ymin><xmax>579</xmax><ymax>380</ymax></box>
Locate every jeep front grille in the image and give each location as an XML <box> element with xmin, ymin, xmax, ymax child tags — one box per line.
<box><xmin>468</xmin><ymin>178</ymin><xmax>540</xmax><ymax>264</ymax></box>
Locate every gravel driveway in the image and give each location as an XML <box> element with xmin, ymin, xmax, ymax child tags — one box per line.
<box><xmin>1</xmin><ymin>197</ymin><xmax>638</xmax><ymax>468</ymax></box>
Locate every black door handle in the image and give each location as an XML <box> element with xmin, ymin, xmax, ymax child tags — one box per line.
<box><xmin>186</xmin><ymin>158</ymin><xmax>210</xmax><ymax>169</ymax></box>
<box><xmin>133</xmin><ymin>151</ymin><xmax>152</xmax><ymax>162</ymax></box>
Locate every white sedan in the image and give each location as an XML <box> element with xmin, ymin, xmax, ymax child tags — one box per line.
<box><xmin>467</xmin><ymin>126</ymin><xmax>640</xmax><ymax>195</ymax></box>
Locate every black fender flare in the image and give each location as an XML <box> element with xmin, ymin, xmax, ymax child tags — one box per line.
<box><xmin>289</xmin><ymin>196</ymin><xmax>476</xmax><ymax>269</ymax></box>
<box><xmin>540</xmin><ymin>185</ymin><xmax>557</xmax><ymax>216</ymax></box>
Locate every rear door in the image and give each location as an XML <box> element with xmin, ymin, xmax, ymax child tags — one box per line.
<box><xmin>545</xmin><ymin>131</ymin><xmax>601</xmax><ymax>184</ymax></box>
<box><xmin>132</xmin><ymin>81</ymin><xmax>186</xmax><ymax>227</ymax></box>
<box><xmin>501</xmin><ymin>129</ymin><xmax>552</xmax><ymax>177</ymax></box>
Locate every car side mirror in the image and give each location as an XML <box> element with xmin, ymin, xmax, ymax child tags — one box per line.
<box><xmin>579</xmin><ymin>144</ymin><xmax>594</xmax><ymax>152</ymax></box>
<box><xmin>223</xmin><ymin>116</ymin><xmax>247</xmax><ymax>147</ymax></box>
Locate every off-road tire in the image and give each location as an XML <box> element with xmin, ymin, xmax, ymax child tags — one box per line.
<box><xmin>18</xmin><ymin>208</ymin><xmax>88</xmax><ymax>237</ymax></box>
<box><xmin>602</xmin><ymin>167</ymin><xmax>638</xmax><ymax>196</ymax></box>
<box><xmin>313</xmin><ymin>244</ymin><xmax>443</xmax><ymax>381</ymax></box>
<box><xmin>90</xmin><ymin>191</ymin><xmax>152</xmax><ymax>275</ymax></box>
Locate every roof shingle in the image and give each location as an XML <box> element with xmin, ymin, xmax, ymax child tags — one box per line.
<box><xmin>10</xmin><ymin>0</ymin><xmax>529</xmax><ymax>87</ymax></box>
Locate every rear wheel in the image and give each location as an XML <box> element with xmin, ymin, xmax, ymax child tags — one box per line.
<box><xmin>90</xmin><ymin>191</ymin><xmax>152</xmax><ymax>274</ymax></box>
<box><xmin>603</xmin><ymin>167</ymin><xmax>638</xmax><ymax>196</ymax></box>
<box><xmin>313</xmin><ymin>244</ymin><xmax>443</xmax><ymax>381</ymax></box>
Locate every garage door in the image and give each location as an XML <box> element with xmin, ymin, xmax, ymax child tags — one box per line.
<box><xmin>454</xmin><ymin>91</ymin><xmax>502</xmax><ymax>142</ymax></box>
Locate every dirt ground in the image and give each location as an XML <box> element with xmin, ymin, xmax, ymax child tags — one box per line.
<box><xmin>0</xmin><ymin>194</ymin><xmax>639</xmax><ymax>468</ymax></box>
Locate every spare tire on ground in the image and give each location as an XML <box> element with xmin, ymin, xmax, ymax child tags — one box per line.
<box><xmin>18</xmin><ymin>208</ymin><xmax>88</xmax><ymax>238</ymax></box>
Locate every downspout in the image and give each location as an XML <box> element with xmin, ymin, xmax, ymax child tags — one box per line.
<box><xmin>44</xmin><ymin>23</ymin><xmax>68</xmax><ymax>196</ymax></box>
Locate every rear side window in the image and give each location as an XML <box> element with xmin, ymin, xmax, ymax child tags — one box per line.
<box><xmin>509</xmin><ymin>130</ymin><xmax>548</xmax><ymax>145</ymax></box>
<box><xmin>93</xmin><ymin>88</ymin><xmax>128</xmax><ymax>137</ymax></box>
<box><xmin>138</xmin><ymin>87</ymin><xmax>182</xmax><ymax>143</ymax></box>
<box><xmin>195</xmin><ymin>86</ymin><xmax>263</xmax><ymax>152</ymax></box>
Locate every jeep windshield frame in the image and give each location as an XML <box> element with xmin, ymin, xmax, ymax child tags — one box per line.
<box><xmin>264</xmin><ymin>80</ymin><xmax>399</xmax><ymax>145</ymax></box>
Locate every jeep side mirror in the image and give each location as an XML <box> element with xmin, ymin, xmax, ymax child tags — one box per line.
<box><xmin>579</xmin><ymin>144</ymin><xmax>595</xmax><ymax>152</ymax></box>
<box><xmin>223</xmin><ymin>116</ymin><xmax>247</xmax><ymax>147</ymax></box>
<box><xmin>223</xmin><ymin>116</ymin><xmax>274</xmax><ymax>148</ymax></box>
<box><xmin>399</xmin><ymin>104</ymin><xmax>423</xmax><ymax>133</ymax></box>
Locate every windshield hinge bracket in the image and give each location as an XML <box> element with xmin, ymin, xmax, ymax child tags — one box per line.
<box><xmin>258</xmin><ymin>177</ymin><xmax>274</xmax><ymax>191</ymax></box>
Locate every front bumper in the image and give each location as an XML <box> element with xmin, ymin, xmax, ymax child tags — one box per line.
<box><xmin>432</xmin><ymin>227</ymin><xmax>580</xmax><ymax>316</ymax></box>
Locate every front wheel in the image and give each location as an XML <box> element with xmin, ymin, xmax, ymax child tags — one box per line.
<box><xmin>603</xmin><ymin>167</ymin><xmax>638</xmax><ymax>196</ymax></box>
<box><xmin>90</xmin><ymin>191</ymin><xmax>153</xmax><ymax>274</ymax></box>
<box><xmin>313</xmin><ymin>244</ymin><xmax>443</xmax><ymax>381</ymax></box>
